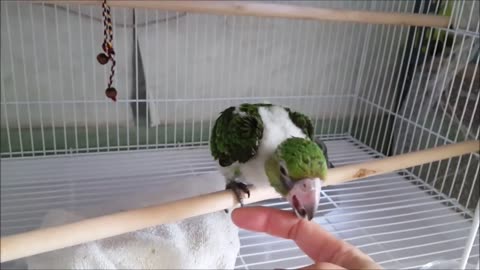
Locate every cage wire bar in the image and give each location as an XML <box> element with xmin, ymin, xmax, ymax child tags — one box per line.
<box><xmin>0</xmin><ymin>0</ymin><xmax>479</xmax><ymax>269</ymax></box>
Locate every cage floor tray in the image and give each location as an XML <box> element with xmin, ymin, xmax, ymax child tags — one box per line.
<box><xmin>1</xmin><ymin>135</ymin><xmax>478</xmax><ymax>269</ymax></box>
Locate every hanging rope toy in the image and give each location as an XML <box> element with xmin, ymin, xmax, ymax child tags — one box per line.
<box><xmin>97</xmin><ymin>0</ymin><xmax>117</xmax><ymax>102</ymax></box>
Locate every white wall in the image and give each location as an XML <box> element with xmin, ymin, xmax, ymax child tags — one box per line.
<box><xmin>1</xmin><ymin>1</ymin><xmax>403</xmax><ymax>129</ymax></box>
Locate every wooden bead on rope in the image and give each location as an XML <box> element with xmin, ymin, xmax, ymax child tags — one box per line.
<box><xmin>105</xmin><ymin>87</ymin><xmax>117</xmax><ymax>101</ymax></box>
<box><xmin>96</xmin><ymin>53</ymin><xmax>110</xmax><ymax>65</ymax></box>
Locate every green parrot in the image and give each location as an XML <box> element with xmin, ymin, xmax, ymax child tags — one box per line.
<box><xmin>210</xmin><ymin>103</ymin><xmax>331</xmax><ymax>220</ymax></box>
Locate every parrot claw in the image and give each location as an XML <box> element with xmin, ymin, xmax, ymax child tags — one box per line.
<box><xmin>226</xmin><ymin>181</ymin><xmax>251</xmax><ymax>207</ymax></box>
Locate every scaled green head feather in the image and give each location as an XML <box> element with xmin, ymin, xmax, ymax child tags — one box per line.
<box><xmin>279</xmin><ymin>137</ymin><xmax>327</xmax><ymax>180</ymax></box>
<box><xmin>265</xmin><ymin>137</ymin><xmax>328</xmax><ymax>196</ymax></box>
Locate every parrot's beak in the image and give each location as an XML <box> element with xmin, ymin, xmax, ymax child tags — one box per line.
<box><xmin>286</xmin><ymin>178</ymin><xmax>322</xmax><ymax>221</ymax></box>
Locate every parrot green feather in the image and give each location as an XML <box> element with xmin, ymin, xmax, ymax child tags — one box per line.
<box><xmin>278</xmin><ymin>137</ymin><xmax>327</xmax><ymax>181</ymax></box>
<box><xmin>266</xmin><ymin>137</ymin><xmax>328</xmax><ymax>196</ymax></box>
<box><xmin>210</xmin><ymin>104</ymin><xmax>267</xmax><ymax>166</ymax></box>
<box><xmin>265</xmin><ymin>154</ymin><xmax>286</xmax><ymax>195</ymax></box>
<box><xmin>210</xmin><ymin>103</ymin><xmax>316</xmax><ymax>167</ymax></box>
<box><xmin>285</xmin><ymin>109</ymin><xmax>314</xmax><ymax>139</ymax></box>
<box><xmin>210</xmin><ymin>103</ymin><xmax>277</xmax><ymax>166</ymax></box>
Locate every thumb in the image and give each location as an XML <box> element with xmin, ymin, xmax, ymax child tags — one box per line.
<box><xmin>300</xmin><ymin>262</ymin><xmax>347</xmax><ymax>270</ymax></box>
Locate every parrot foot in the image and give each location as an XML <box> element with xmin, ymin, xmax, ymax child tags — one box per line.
<box><xmin>226</xmin><ymin>181</ymin><xmax>251</xmax><ymax>208</ymax></box>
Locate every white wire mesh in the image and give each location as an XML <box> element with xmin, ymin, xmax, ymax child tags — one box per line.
<box><xmin>1</xmin><ymin>136</ymin><xmax>478</xmax><ymax>269</ymax></box>
<box><xmin>0</xmin><ymin>0</ymin><xmax>479</xmax><ymax>269</ymax></box>
<box><xmin>1</xmin><ymin>1</ymin><xmax>371</xmax><ymax>157</ymax></box>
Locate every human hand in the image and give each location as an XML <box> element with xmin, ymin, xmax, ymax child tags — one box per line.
<box><xmin>231</xmin><ymin>206</ymin><xmax>383</xmax><ymax>270</ymax></box>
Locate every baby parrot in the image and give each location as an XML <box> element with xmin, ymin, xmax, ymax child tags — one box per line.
<box><xmin>210</xmin><ymin>103</ymin><xmax>331</xmax><ymax>220</ymax></box>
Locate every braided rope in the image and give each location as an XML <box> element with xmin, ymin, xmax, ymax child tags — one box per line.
<box><xmin>98</xmin><ymin>0</ymin><xmax>117</xmax><ymax>101</ymax></box>
<box><xmin>106</xmin><ymin>4</ymin><xmax>115</xmax><ymax>89</ymax></box>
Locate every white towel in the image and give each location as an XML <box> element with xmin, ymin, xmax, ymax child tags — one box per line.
<box><xmin>25</xmin><ymin>172</ymin><xmax>240</xmax><ymax>269</ymax></box>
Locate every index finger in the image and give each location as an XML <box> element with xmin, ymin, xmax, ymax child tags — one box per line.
<box><xmin>231</xmin><ymin>206</ymin><xmax>380</xmax><ymax>269</ymax></box>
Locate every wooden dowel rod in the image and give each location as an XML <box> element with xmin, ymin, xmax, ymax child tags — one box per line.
<box><xmin>38</xmin><ymin>1</ymin><xmax>450</xmax><ymax>28</ymax></box>
<box><xmin>324</xmin><ymin>140</ymin><xmax>480</xmax><ymax>186</ymax></box>
<box><xmin>1</xmin><ymin>140</ymin><xmax>478</xmax><ymax>263</ymax></box>
<box><xmin>0</xmin><ymin>186</ymin><xmax>281</xmax><ymax>263</ymax></box>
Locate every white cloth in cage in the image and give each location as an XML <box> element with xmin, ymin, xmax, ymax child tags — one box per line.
<box><xmin>25</xmin><ymin>172</ymin><xmax>240</xmax><ymax>270</ymax></box>
<box><xmin>25</xmin><ymin>210</ymin><xmax>239</xmax><ymax>269</ymax></box>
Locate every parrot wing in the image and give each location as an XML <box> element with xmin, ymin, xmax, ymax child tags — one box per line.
<box><xmin>210</xmin><ymin>105</ymin><xmax>265</xmax><ymax>167</ymax></box>
<box><xmin>286</xmin><ymin>109</ymin><xmax>314</xmax><ymax>140</ymax></box>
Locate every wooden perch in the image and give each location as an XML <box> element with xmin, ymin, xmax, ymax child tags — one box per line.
<box><xmin>325</xmin><ymin>140</ymin><xmax>480</xmax><ymax>186</ymax></box>
<box><xmin>1</xmin><ymin>140</ymin><xmax>478</xmax><ymax>263</ymax></box>
<box><xmin>38</xmin><ymin>1</ymin><xmax>450</xmax><ymax>28</ymax></box>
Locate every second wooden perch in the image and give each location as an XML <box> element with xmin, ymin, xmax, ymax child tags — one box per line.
<box><xmin>1</xmin><ymin>140</ymin><xmax>479</xmax><ymax>263</ymax></box>
<box><xmin>39</xmin><ymin>0</ymin><xmax>450</xmax><ymax>28</ymax></box>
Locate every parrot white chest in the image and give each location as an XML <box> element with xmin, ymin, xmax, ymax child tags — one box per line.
<box><xmin>220</xmin><ymin>105</ymin><xmax>307</xmax><ymax>187</ymax></box>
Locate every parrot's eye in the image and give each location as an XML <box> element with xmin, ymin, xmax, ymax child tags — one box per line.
<box><xmin>279</xmin><ymin>165</ymin><xmax>293</xmax><ymax>190</ymax></box>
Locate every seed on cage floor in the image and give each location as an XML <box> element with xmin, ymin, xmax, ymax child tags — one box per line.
<box><xmin>105</xmin><ymin>87</ymin><xmax>117</xmax><ymax>101</ymax></box>
<box><xmin>97</xmin><ymin>53</ymin><xmax>110</xmax><ymax>65</ymax></box>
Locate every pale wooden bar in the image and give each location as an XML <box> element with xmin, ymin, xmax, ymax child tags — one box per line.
<box><xmin>37</xmin><ymin>1</ymin><xmax>450</xmax><ymax>28</ymax></box>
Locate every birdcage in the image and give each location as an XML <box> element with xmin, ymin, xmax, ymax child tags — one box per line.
<box><xmin>1</xmin><ymin>0</ymin><xmax>479</xmax><ymax>269</ymax></box>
